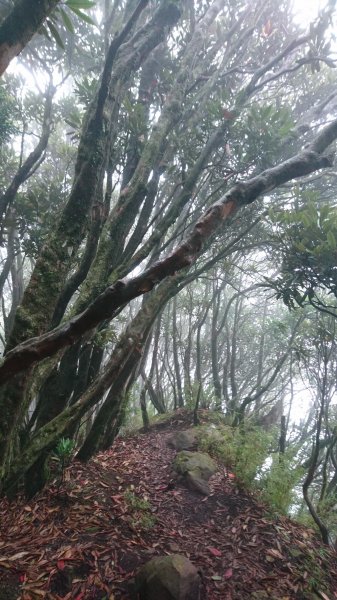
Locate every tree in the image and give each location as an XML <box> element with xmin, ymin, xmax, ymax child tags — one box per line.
<box><xmin>0</xmin><ymin>0</ymin><xmax>97</xmax><ymax>76</ymax></box>
<box><xmin>270</xmin><ymin>203</ymin><xmax>337</xmax><ymax>315</ymax></box>
<box><xmin>1</xmin><ymin>0</ymin><xmax>337</xmax><ymax>498</ymax></box>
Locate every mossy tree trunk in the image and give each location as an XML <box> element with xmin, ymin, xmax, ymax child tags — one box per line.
<box><xmin>2</xmin><ymin>0</ymin><xmax>337</xmax><ymax>499</ymax></box>
<box><xmin>1</xmin><ymin>274</ymin><xmax>184</xmax><ymax>493</ymax></box>
<box><xmin>0</xmin><ymin>0</ymin><xmax>182</xmax><ymax>484</ymax></box>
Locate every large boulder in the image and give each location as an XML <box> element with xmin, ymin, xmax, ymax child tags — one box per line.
<box><xmin>167</xmin><ymin>430</ymin><xmax>198</xmax><ymax>450</ymax></box>
<box><xmin>173</xmin><ymin>450</ymin><xmax>217</xmax><ymax>495</ymax></box>
<box><xmin>135</xmin><ymin>554</ymin><xmax>200</xmax><ymax>600</ymax></box>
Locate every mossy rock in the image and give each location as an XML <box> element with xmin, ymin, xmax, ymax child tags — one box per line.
<box><xmin>185</xmin><ymin>470</ymin><xmax>211</xmax><ymax>495</ymax></box>
<box><xmin>135</xmin><ymin>554</ymin><xmax>200</xmax><ymax>600</ymax></box>
<box><xmin>173</xmin><ymin>451</ymin><xmax>216</xmax><ymax>480</ymax></box>
<box><xmin>168</xmin><ymin>430</ymin><xmax>198</xmax><ymax>450</ymax></box>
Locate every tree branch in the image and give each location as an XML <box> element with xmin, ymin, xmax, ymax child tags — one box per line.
<box><xmin>0</xmin><ymin>117</ymin><xmax>336</xmax><ymax>383</ymax></box>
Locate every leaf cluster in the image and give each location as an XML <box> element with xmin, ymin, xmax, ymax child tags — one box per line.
<box><xmin>268</xmin><ymin>203</ymin><xmax>337</xmax><ymax>309</ymax></box>
<box><xmin>39</xmin><ymin>0</ymin><xmax>96</xmax><ymax>50</ymax></box>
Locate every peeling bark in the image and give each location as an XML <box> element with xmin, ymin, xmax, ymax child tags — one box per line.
<box><xmin>1</xmin><ymin>121</ymin><xmax>335</xmax><ymax>384</ymax></box>
<box><xmin>0</xmin><ymin>0</ymin><xmax>182</xmax><ymax>475</ymax></box>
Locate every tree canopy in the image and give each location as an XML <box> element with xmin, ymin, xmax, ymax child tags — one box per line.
<box><xmin>1</xmin><ymin>0</ymin><xmax>337</xmax><ymax>546</ymax></box>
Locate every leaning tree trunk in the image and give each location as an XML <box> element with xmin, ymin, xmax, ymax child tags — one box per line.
<box><xmin>2</xmin><ymin>273</ymin><xmax>184</xmax><ymax>493</ymax></box>
<box><xmin>0</xmin><ymin>0</ymin><xmax>182</xmax><ymax>483</ymax></box>
<box><xmin>0</xmin><ymin>0</ymin><xmax>60</xmax><ymax>76</ymax></box>
<box><xmin>1</xmin><ymin>105</ymin><xmax>337</xmax><ymax>491</ymax></box>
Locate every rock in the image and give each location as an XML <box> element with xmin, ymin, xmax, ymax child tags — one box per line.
<box><xmin>173</xmin><ymin>450</ymin><xmax>216</xmax><ymax>479</ymax></box>
<box><xmin>173</xmin><ymin>450</ymin><xmax>217</xmax><ymax>495</ymax></box>
<box><xmin>167</xmin><ymin>430</ymin><xmax>198</xmax><ymax>450</ymax></box>
<box><xmin>186</xmin><ymin>470</ymin><xmax>211</xmax><ymax>495</ymax></box>
<box><xmin>135</xmin><ymin>554</ymin><xmax>200</xmax><ymax>600</ymax></box>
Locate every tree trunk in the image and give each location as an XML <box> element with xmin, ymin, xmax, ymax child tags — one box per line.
<box><xmin>0</xmin><ymin>0</ymin><xmax>181</xmax><ymax>479</ymax></box>
<box><xmin>0</xmin><ymin>0</ymin><xmax>60</xmax><ymax>76</ymax></box>
<box><xmin>172</xmin><ymin>297</ymin><xmax>184</xmax><ymax>407</ymax></box>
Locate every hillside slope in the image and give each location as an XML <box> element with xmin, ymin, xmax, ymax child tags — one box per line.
<box><xmin>1</xmin><ymin>410</ymin><xmax>337</xmax><ymax>599</ymax></box>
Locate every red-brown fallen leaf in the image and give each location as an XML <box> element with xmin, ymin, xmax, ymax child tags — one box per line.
<box><xmin>57</xmin><ymin>560</ymin><xmax>65</xmax><ymax>570</ymax></box>
<box><xmin>208</xmin><ymin>547</ymin><xmax>222</xmax><ymax>557</ymax></box>
<box><xmin>111</xmin><ymin>494</ymin><xmax>123</xmax><ymax>503</ymax></box>
<box><xmin>224</xmin><ymin>567</ymin><xmax>233</xmax><ymax>579</ymax></box>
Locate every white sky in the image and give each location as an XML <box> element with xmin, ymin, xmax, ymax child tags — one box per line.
<box><xmin>293</xmin><ymin>0</ymin><xmax>324</xmax><ymax>25</ymax></box>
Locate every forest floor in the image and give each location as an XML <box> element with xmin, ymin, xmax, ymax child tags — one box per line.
<box><xmin>1</xmin><ymin>410</ymin><xmax>337</xmax><ymax>600</ymax></box>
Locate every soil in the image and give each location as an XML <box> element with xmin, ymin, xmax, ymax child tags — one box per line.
<box><xmin>0</xmin><ymin>410</ymin><xmax>336</xmax><ymax>599</ymax></box>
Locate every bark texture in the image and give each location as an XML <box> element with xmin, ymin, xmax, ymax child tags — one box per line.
<box><xmin>0</xmin><ymin>0</ymin><xmax>60</xmax><ymax>76</ymax></box>
<box><xmin>1</xmin><ymin>120</ymin><xmax>335</xmax><ymax>383</ymax></box>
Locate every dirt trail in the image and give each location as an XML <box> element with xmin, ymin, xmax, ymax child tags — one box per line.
<box><xmin>1</xmin><ymin>411</ymin><xmax>337</xmax><ymax>599</ymax></box>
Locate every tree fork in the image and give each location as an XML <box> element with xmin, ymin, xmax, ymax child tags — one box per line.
<box><xmin>1</xmin><ymin>123</ymin><xmax>336</xmax><ymax>384</ymax></box>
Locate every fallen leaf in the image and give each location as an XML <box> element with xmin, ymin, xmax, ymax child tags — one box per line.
<box><xmin>267</xmin><ymin>548</ymin><xmax>284</xmax><ymax>560</ymax></box>
<box><xmin>317</xmin><ymin>592</ymin><xmax>330</xmax><ymax>600</ymax></box>
<box><xmin>0</xmin><ymin>551</ymin><xmax>29</xmax><ymax>561</ymax></box>
<box><xmin>208</xmin><ymin>547</ymin><xmax>222</xmax><ymax>557</ymax></box>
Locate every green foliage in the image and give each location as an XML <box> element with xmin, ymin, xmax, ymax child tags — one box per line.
<box><xmin>199</xmin><ymin>424</ymin><xmax>306</xmax><ymax>515</ymax></box>
<box><xmin>259</xmin><ymin>455</ymin><xmax>304</xmax><ymax>514</ymax></box>
<box><xmin>198</xmin><ymin>423</ymin><xmax>274</xmax><ymax>488</ymax></box>
<box><xmin>39</xmin><ymin>0</ymin><xmax>96</xmax><ymax>50</ymax></box>
<box><xmin>268</xmin><ymin>202</ymin><xmax>337</xmax><ymax>309</ymax></box>
<box><xmin>0</xmin><ymin>84</ymin><xmax>17</xmax><ymax>147</ymax></box>
<box><xmin>124</xmin><ymin>488</ymin><xmax>157</xmax><ymax>530</ymax></box>
<box><xmin>232</xmin><ymin>103</ymin><xmax>295</xmax><ymax>171</ymax></box>
<box><xmin>53</xmin><ymin>437</ymin><xmax>75</xmax><ymax>487</ymax></box>
<box><xmin>54</xmin><ymin>437</ymin><xmax>74</xmax><ymax>461</ymax></box>
<box><xmin>124</xmin><ymin>489</ymin><xmax>151</xmax><ymax>511</ymax></box>
<box><xmin>74</xmin><ymin>75</ymin><xmax>98</xmax><ymax>107</ymax></box>
<box><xmin>316</xmin><ymin>495</ymin><xmax>337</xmax><ymax>537</ymax></box>
<box><xmin>184</xmin><ymin>383</ymin><xmax>198</xmax><ymax>410</ymax></box>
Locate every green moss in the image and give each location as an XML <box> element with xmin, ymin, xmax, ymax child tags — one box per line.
<box><xmin>124</xmin><ymin>488</ymin><xmax>157</xmax><ymax>530</ymax></box>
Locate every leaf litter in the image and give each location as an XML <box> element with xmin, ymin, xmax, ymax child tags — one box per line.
<box><xmin>0</xmin><ymin>410</ymin><xmax>336</xmax><ymax>599</ymax></box>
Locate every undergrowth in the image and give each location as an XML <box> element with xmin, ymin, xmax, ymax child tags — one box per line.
<box><xmin>124</xmin><ymin>488</ymin><xmax>157</xmax><ymax>530</ymax></box>
<box><xmin>197</xmin><ymin>423</ymin><xmax>303</xmax><ymax>515</ymax></box>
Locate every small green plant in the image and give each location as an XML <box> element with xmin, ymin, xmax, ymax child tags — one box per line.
<box><xmin>54</xmin><ymin>437</ymin><xmax>75</xmax><ymax>488</ymax></box>
<box><xmin>131</xmin><ymin>513</ymin><xmax>157</xmax><ymax>530</ymax></box>
<box><xmin>198</xmin><ymin>423</ymin><xmax>274</xmax><ymax>488</ymax></box>
<box><xmin>124</xmin><ymin>488</ymin><xmax>156</xmax><ymax>531</ymax></box>
<box><xmin>124</xmin><ymin>489</ymin><xmax>151</xmax><ymax>511</ymax></box>
<box><xmin>259</xmin><ymin>455</ymin><xmax>304</xmax><ymax>514</ymax></box>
